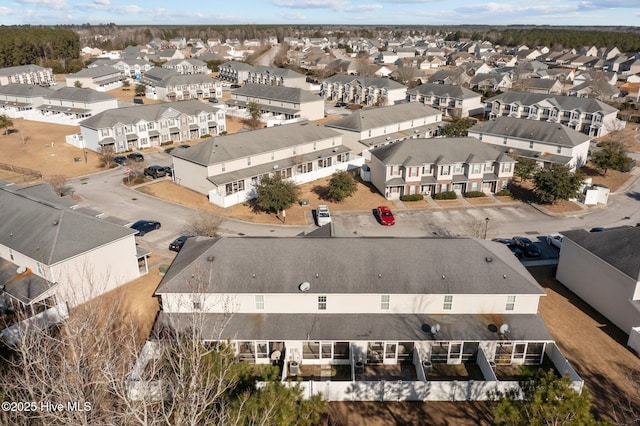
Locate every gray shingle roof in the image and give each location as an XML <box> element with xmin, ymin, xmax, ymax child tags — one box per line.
<box><xmin>231</xmin><ymin>84</ymin><xmax>318</xmax><ymax>103</ymax></box>
<box><xmin>79</xmin><ymin>99</ymin><xmax>220</xmax><ymax>129</ymax></box>
<box><xmin>155</xmin><ymin>74</ymin><xmax>216</xmax><ymax>88</ymax></box>
<box><xmin>155</xmin><ymin>237</ymin><xmax>545</xmax><ymax>296</ymax></box>
<box><xmin>371</xmin><ymin>137</ymin><xmax>514</xmax><ymax>165</ymax></box>
<box><xmin>325</xmin><ymin>103</ymin><xmax>440</xmax><ymax>132</ymax></box>
<box><xmin>485</xmin><ymin>91</ymin><xmax>618</xmax><ymax>114</ymax></box>
<box><xmin>0</xmin><ymin>186</ymin><xmax>135</xmax><ymax>265</ymax></box>
<box><xmin>158</xmin><ymin>312</ymin><xmax>553</xmax><ymax>342</ymax></box>
<box><xmin>561</xmin><ymin>227</ymin><xmax>640</xmax><ymax>281</ymax></box>
<box><xmin>469</xmin><ymin>116</ymin><xmax>591</xmax><ymax>147</ymax></box>
<box><xmin>67</xmin><ymin>65</ymin><xmax>120</xmax><ymax>79</ymax></box>
<box><xmin>45</xmin><ymin>87</ymin><xmax>116</xmax><ymax>103</ymax></box>
<box><xmin>0</xmin><ymin>83</ymin><xmax>52</xmax><ymax>97</ymax></box>
<box><xmin>323</xmin><ymin>74</ymin><xmax>406</xmax><ymax>90</ymax></box>
<box><xmin>172</xmin><ymin>121</ymin><xmax>342</xmax><ymax>166</ymax></box>
<box><xmin>0</xmin><ymin>64</ymin><xmax>50</xmax><ymax>76</ymax></box>
<box><xmin>407</xmin><ymin>83</ymin><xmax>480</xmax><ymax>100</ymax></box>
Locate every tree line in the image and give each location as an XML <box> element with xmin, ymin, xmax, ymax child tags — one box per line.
<box><xmin>0</xmin><ymin>27</ymin><xmax>81</xmax><ymax>73</ymax></box>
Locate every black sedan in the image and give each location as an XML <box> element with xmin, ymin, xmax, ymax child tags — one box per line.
<box><xmin>130</xmin><ymin>220</ymin><xmax>161</xmax><ymax>236</ymax></box>
<box><xmin>144</xmin><ymin>165</ymin><xmax>167</xmax><ymax>179</ymax></box>
<box><xmin>511</xmin><ymin>236</ymin><xmax>542</xmax><ymax>258</ymax></box>
<box><xmin>113</xmin><ymin>155</ymin><xmax>128</xmax><ymax>165</ymax></box>
<box><xmin>169</xmin><ymin>235</ymin><xmax>189</xmax><ymax>252</ymax></box>
<box><xmin>127</xmin><ymin>152</ymin><xmax>145</xmax><ymax>162</ymax></box>
<box><xmin>491</xmin><ymin>238</ymin><xmax>524</xmax><ymax>258</ymax></box>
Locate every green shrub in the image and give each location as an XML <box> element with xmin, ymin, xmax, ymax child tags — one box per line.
<box><xmin>433</xmin><ymin>191</ymin><xmax>457</xmax><ymax>200</ymax></box>
<box><xmin>400</xmin><ymin>194</ymin><xmax>424</xmax><ymax>201</ymax></box>
<box><xmin>200</xmin><ymin>134</ymin><xmax>211</xmax><ymax>138</ymax></box>
<box><xmin>496</xmin><ymin>189</ymin><xmax>511</xmax><ymax>196</ymax></box>
<box><xmin>160</xmin><ymin>141</ymin><xmax>173</xmax><ymax>146</ymax></box>
<box><xmin>464</xmin><ymin>191</ymin><xmax>486</xmax><ymax>198</ymax></box>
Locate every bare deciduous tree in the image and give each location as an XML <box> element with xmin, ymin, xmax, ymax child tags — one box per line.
<box><xmin>98</xmin><ymin>145</ymin><xmax>116</xmax><ymax>168</ymax></box>
<box><xmin>46</xmin><ymin>174</ymin><xmax>69</xmax><ymax>196</ymax></box>
<box><xmin>181</xmin><ymin>210</ymin><xmax>223</xmax><ymax>237</ymax></box>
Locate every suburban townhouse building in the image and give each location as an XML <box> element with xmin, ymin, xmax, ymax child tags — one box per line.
<box><xmin>162</xmin><ymin>58</ymin><xmax>210</xmax><ymax>75</ymax></box>
<box><xmin>426</xmin><ymin>69</ymin><xmax>472</xmax><ymax>87</ymax></box>
<box><xmin>72</xmin><ymin>100</ymin><xmax>225</xmax><ymax>153</ymax></box>
<box><xmin>37</xmin><ymin>87</ymin><xmax>119</xmax><ymax>125</ymax></box>
<box><xmin>0</xmin><ymin>184</ymin><xmax>142</xmax><ymax>345</ymax></box>
<box><xmin>555</xmin><ymin>227</ymin><xmax>640</xmax><ymax>354</ymax></box>
<box><xmin>153</xmin><ymin>236</ymin><xmax>581</xmax><ymax>402</ymax></box>
<box><xmin>226</xmin><ymin>84</ymin><xmax>325</xmax><ymax>124</ymax></box>
<box><xmin>469</xmin><ymin>72</ymin><xmax>512</xmax><ymax>92</ymax></box>
<box><xmin>320</xmin><ymin>75</ymin><xmax>407</xmax><ymax>107</ymax></box>
<box><xmin>245</xmin><ymin>66</ymin><xmax>308</xmax><ymax>90</ymax></box>
<box><xmin>369</xmin><ymin>137</ymin><xmax>515</xmax><ymax>199</ymax></box>
<box><xmin>468</xmin><ymin>116</ymin><xmax>591</xmax><ymax>171</ymax></box>
<box><xmin>65</xmin><ymin>65</ymin><xmax>122</xmax><ymax>91</ymax></box>
<box><xmin>0</xmin><ymin>65</ymin><xmax>56</xmax><ymax>86</ymax></box>
<box><xmin>324</xmin><ymin>102</ymin><xmax>442</xmax><ymax>158</ymax></box>
<box><xmin>217</xmin><ymin>61</ymin><xmax>256</xmax><ymax>84</ymax></box>
<box><xmin>484</xmin><ymin>91</ymin><xmax>620</xmax><ymax>137</ymax></box>
<box><xmin>170</xmin><ymin>122</ymin><xmax>364</xmax><ymax>208</ymax></box>
<box><xmin>520</xmin><ymin>78</ymin><xmax>564</xmax><ymax>95</ymax></box>
<box><xmin>0</xmin><ymin>83</ymin><xmax>53</xmax><ymax>119</ymax></box>
<box><xmin>406</xmin><ymin>83</ymin><xmax>484</xmax><ymax>117</ymax></box>
<box><xmin>89</xmin><ymin>58</ymin><xmax>154</xmax><ymax>78</ymax></box>
<box><xmin>150</xmin><ymin>74</ymin><xmax>222</xmax><ymax>102</ymax></box>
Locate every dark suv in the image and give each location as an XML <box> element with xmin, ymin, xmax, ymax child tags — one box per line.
<box><xmin>144</xmin><ymin>165</ymin><xmax>167</xmax><ymax>179</ymax></box>
<box><xmin>127</xmin><ymin>152</ymin><xmax>145</xmax><ymax>162</ymax></box>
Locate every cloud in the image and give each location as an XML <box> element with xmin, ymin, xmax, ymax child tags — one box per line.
<box><xmin>0</xmin><ymin>7</ymin><xmax>12</xmax><ymax>15</ymax></box>
<box><xmin>280</xmin><ymin>11</ymin><xmax>307</xmax><ymax>20</ymax></box>
<box><xmin>579</xmin><ymin>0</ymin><xmax>640</xmax><ymax>8</ymax></box>
<box><xmin>22</xmin><ymin>0</ymin><xmax>67</xmax><ymax>9</ymax></box>
<box><xmin>272</xmin><ymin>0</ymin><xmax>381</xmax><ymax>13</ymax></box>
<box><xmin>94</xmin><ymin>0</ymin><xmax>109</xmax><ymax>5</ymax></box>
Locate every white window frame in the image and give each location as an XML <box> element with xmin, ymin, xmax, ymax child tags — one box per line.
<box><xmin>255</xmin><ymin>295</ymin><xmax>264</xmax><ymax>310</ymax></box>
<box><xmin>318</xmin><ymin>295</ymin><xmax>327</xmax><ymax>311</ymax></box>
<box><xmin>443</xmin><ymin>295</ymin><xmax>453</xmax><ymax>310</ymax></box>
<box><xmin>506</xmin><ymin>295</ymin><xmax>516</xmax><ymax>311</ymax></box>
<box><xmin>381</xmin><ymin>295</ymin><xmax>390</xmax><ymax>310</ymax></box>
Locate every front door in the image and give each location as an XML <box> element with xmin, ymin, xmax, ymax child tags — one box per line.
<box><xmin>448</xmin><ymin>342</ymin><xmax>463</xmax><ymax>364</ymax></box>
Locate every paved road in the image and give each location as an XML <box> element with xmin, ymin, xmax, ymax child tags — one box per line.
<box><xmin>70</xmin><ymin>153</ymin><xmax>640</xmax><ymax>257</ymax></box>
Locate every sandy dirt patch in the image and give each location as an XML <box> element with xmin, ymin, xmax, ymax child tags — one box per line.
<box><xmin>465</xmin><ymin>197</ymin><xmax>495</xmax><ymax>205</ymax></box>
<box><xmin>433</xmin><ymin>198</ymin><xmax>463</xmax><ymax>207</ymax></box>
<box><xmin>0</xmin><ymin>118</ymin><xmax>103</xmax><ymax>184</ymax></box>
<box><xmin>402</xmin><ymin>199</ymin><xmax>431</xmax><ymax>209</ymax></box>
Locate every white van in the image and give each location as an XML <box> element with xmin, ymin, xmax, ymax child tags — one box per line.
<box><xmin>317</xmin><ymin>205</ymin><xmax>331</xmax><ymax>226</ymax></box>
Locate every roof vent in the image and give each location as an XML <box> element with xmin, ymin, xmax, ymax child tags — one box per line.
<box><xmin>299</xmin><ymin>282</ymin><xmax>311</xmax><ymax>292</ymax></box>
<box><xmin>16</xmin><ymin>266</ymin><xmax>27</xmax><ymax>274</ymax></box>
<box><xmin>386</xmin><ymin>136</ymin><xmax>391</xmax><ymax>140</ymax></box>
<box><xmin>53</xmin><ymin>220</ymin><xmax>59</xmax><ymax>226</ymax></box>
<box><xmin>485</xmin><ymin>256</ymin><xmax>493</xmax><ymax>263</ymax></box>
<box><xmin>207</xmin><ymin>256</ymin><xmax>215</xmax><ymax>262</ymax></box>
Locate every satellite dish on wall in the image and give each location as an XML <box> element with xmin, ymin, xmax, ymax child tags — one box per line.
<box><xmin>499</xmin><ymin>324</ymin><xmax>510</xmax><ymax>335</ymax></box>
<box><xmin>299</xmin><ymin>282</ymin><xmax>311</xmax><ymax>292</ymax></box>
<box><xmin>16</xmin><ymin>266</ymin><xmax>27</xmax><ymax>274</ymax></box>
<box><xmin>430</xmin><ymin>324</ymin><xmax>441</xmax><ymax>336</ymax></box>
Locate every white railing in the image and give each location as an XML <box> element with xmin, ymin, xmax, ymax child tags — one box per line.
<box><xmin>126</xmin><ymin>340</ymin><xmax>166</xmax><ymax>401</ymax></box>
<box><xmin>1</xmin><ymin>302</ymin><xmax>69</xmax><ymax>346</ymax></box>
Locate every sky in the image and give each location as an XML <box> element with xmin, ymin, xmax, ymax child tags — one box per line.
<box><xmin>0</xmin><ymin>0</ymin><xmax>638</xmax><ymax>27</ymax></box>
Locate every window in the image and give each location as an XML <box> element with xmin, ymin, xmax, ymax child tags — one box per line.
<box><xmin>529</xmin><ymin>141</ymin><xmax>534</xmax><ymax>149</ymax></box>
<box><xmin>255</xmin><ymin>295</ymin><xmax>264</xmax><ymax>310</ymax></box>
<box><xmin>506</xmin><ymin>295</ymin><xmax>516</xmax><ymax>311</ymax></box>
<box><xmin>502</xmin><ymin>163</ymin><xmax>512</xmax><ymax>173</ymax></box>
<box><xmin>443</xmin><ymin>295</ymin><xmax>453</xmax><ymax>310</ymax></box>
<box><xmin>557</xmin><ymin>146</ymin><xmax>562</xmax><ymax>154</ymax></box>
<box><xmin>297</xmin><ymin>162</ymin><xmax>313</xmax><ymax>174</ymax></box>
<box><xmin>225</xmin><ymin>180</ymin><xmax>245</xmax><ymax>195</ymax></box>
<box><xmin>318</xmin><ymin>158</ymin><xmax>332</xmax><ymax>168</ymax></box>
<box><xmin>193</xmin><ymin>299</ymin><xmax>202</xmax><ymax>310</ymax></box>
<box><xmin>453</xmin><ymin>164</ymin><xmax>463</xmax><ymax>174</ymax></box>
<box><xmin>478</xmin><ymin>133</ymin><xmax>483</xmax><ymax>141</ymax></box>
<box><xmin>422</xmin><ymin>165</ymin><xmax>433</xmax><ymax>174</ymax></box>
<box><xmin>503</xmin><ymin>137</ymin><xmax>508</xmax><ymax>145</ymax></box>
<box><xmin>471</xmin><ymin>164</ymin><xmax>482</xmax><ymax>174</ymax></box>
<box><xmin>318</xmin><ymin>295</ymin><xmax>327</xmax><ymax>310</ymax></box>
<box><xmin>221</xmin><ymin>163</ymin><xmax>225</xmax><ymax>172</ymax></box>
<box><xmin>441</xmin><ymin>165</ymin><xmax>451</xmax><ymax>175</ymax></box>
<box><xmin>381</xmin><ymin>295</ymin><xmax>390</xmax><ymax>310</ymax></box>
<box><xmin>247</xmin><ymin>157</ymin><xmax>251</xmax><ymax>166</ymax></box>
<box><xmin>409</xmin><ymin>167</ymin><xmax>418</xmax><ymax>177</ymax></box>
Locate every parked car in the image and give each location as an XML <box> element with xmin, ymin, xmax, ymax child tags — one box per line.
<box><xmin>113</xmin><ymin>155</ymin><xmax>128</xmax><ymax>165</ymax></box>
<box><xmin>230</xmin><ymin>84</ymin><xmax>241</xmax><ymax>89</ymax></box>
<box><xmin>334</xmin><ymin>101</ymin><xmax>347</xmax><ymax>108</ymax></box>
<box><xmin>511</xmin><ymin>236</ymin><xmax>542</xmax><ymax>258</ymax></box>
<box><xmin>133</xmin><ymin>98</ymin><xmax>144</xmax><ymax>105</ymax></box>
<box><xmin>491</xmin><ymin>238</ymin><xmax>524</xmax><ymax>258</ymax></box>
<box><xmin>376</xmin><ymin>206</ymin><xmax>395</xmax><ymax>226</ymax></box>
<box><xmin>546</xmin><ymin>233</ymin><xmax>564</xmax><ymax>249</ymax></box>
<box><xmin>208</xmin><ymin>97</ymin><xmax>218</xmax><ymax>103</ymax></box>
<box><xmin>164</xmin><ymin>166</ymin><xmax>173</xmax><ymax>177</ymax></box>
<box><xmin>316</xmin><ymin>205</ymin><xmax>331</xmax><ymax>226</ymax></box>
<box><xmin>169</xmin><ymin>235</ymin><xmax>189</xmax><ymax>252</ymax></box>
<box><xmin>144</xmin><ymin>165</ymin><xmax>167</xmax><ymax>179</ymax></box>
<box><xmin>130</xmin><ymin>220</ymin><xmax>161</xmax><ymax>236</ymax></box>
<box><xmin>127</xmin><ymin>152</ymin><xmax>144</xmax><ymax>162</ymax></box>
<box><xmin>164</xmin><ymin>147</ymin><xmax>175</xmax><ymax>154</ymax></box>
<box><xmin>177</xmin><ymin>144</ymin><xmax>191</xmax><ymax>149</ymax></box>
<box><xmin>590</xmin><ymin>227</ymin><xmax>605</xmax><ymax>233</ymax></box>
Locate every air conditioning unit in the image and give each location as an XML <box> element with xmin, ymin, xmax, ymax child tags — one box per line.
<box><xmin>289</xmin><ymin>361</ymin><xmax>300</xmax><ymax>375</ymax></box>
